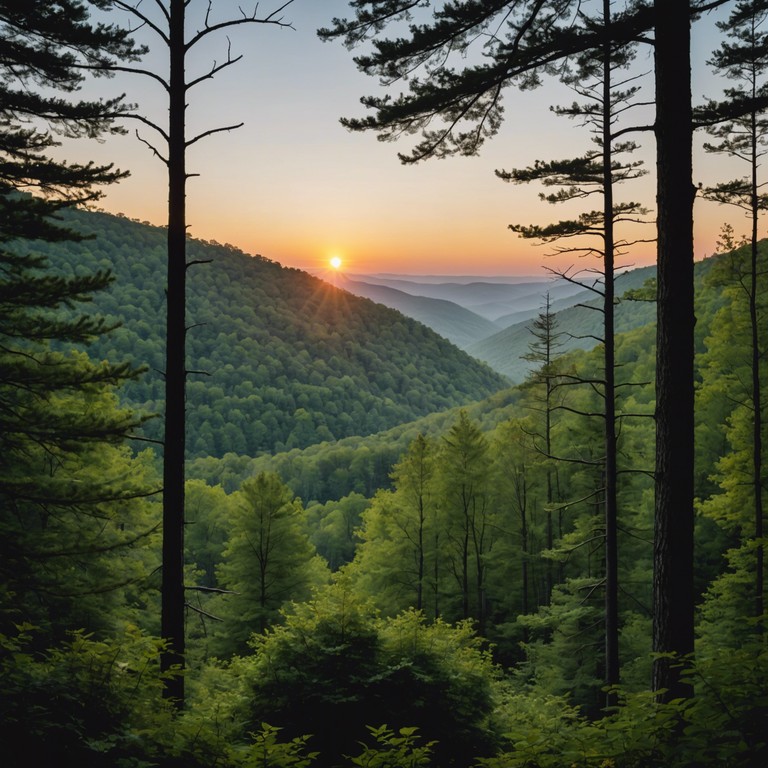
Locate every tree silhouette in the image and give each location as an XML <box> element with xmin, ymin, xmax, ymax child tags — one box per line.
<box><xmin>104</xmin><ymin>0</ymin><xmax>295</xmax><ymax>706</ymax></box>
<box><xmin>497</xmin><ymin>0</ymin><xmax>650</xmax><ymax>703</ymax></box>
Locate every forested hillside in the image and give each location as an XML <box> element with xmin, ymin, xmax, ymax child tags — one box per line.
<box><xmin>17</xmin><ymin>208</ymin><xmax>507</xmax><ymax>457</ymax></box>
<box><xmin>186</xmin><ymin>256</ymin><xmax>716</xmax><ymax>501</ymax></box>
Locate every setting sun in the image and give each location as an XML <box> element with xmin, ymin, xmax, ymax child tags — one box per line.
<box><xmin>330</xmin><ymin>256</ymin><xmax>342</xmax><ymax>270</ymax></box>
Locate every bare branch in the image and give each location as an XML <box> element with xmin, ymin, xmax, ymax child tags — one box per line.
<box><xmin>110</xmin><ymin>0</ymin><xmax>171</xmax><ymax>44</ymax></box>
<box><xmin>186</xmin><ymin>42</ymin><xmax>244</xmax><ymax>90</ymax></box>
<box><xmin>184</xmin><ymin>585</ymin><xmax>237</xmax><ymax>594</ymax></box>
<box><xmin>186</xmin><ymin>1</ymin><xmax>295</xmax><ymax>51</ymax></box>
<box><xmin>121</xmin><ymin>113</ymin><xmax>170</xmax><ymax>143</ymax></box>
<box><xmin>185</xmin><ymin>602</ymin><xmax>224</xmax><ymax>621</ymax></box>
<box><xmin>135</xmin><ymin>130</ymin><xmax>169</xmax><ymax>165</ymax></box>
<box><xmin>186</xmin><ymin>122</ymin><xmax>244</xmax><ymax>148</ymax></box>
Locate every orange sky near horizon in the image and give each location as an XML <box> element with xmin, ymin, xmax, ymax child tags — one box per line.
<box><xmin>72</xmin><ymin>1</ymin><xmax>745</xmax><ymax>279</ymax></box>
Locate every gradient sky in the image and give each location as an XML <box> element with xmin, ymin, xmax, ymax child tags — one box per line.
<box><xmin>68</xmin><ymin>1</ymin><xmax>743</xmax><ymax>277</ymax></box>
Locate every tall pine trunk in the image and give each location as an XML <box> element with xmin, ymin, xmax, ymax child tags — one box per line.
<box><xmin>749</xmin><ymin>107</ymin><xmax>764</xmax><ymax>626</ymax></box>
<box><xmin>652</xmin><ymin>0</ymin><xmax>696</xmax><ymax>702</ymax></box>
<box><xmin>160</xmin><ymin>0</ymin><xmax>187</xmax><ymax>707</ymax></box>
<box><xmin>602</xmin><ymin>0</ymin><xmax>620</xmax><ymax>704</ymax></box>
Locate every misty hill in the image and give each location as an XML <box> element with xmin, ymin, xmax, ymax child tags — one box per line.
<box><xmin>342</xmin><ymin>266</ymin><xmax>661</xmax><ymax>381</ymax></box>
<box><xmin>24</xmin><ymin>208</ymin><xmax>508</xmax><ymax>458</ymax></box>
<box><xmin>346</xmin><ymin>273</ymin><xmax>589</xmax><ymax>322</ymax></box>
<box><xmin>466</xmin><ymin>265</ymin><xmax>671</xmax><ymax>382</ymax></box>
<box><xmin>340</xmin><ymin>278</ymin><xmax>501</xmax><ymax>348</ymax></box>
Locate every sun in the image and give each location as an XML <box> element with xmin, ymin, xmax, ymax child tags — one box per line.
<box><xmin>330</xmin><ymin>255</ymin><xmax>343</xmax><ymax>270</ymax></box>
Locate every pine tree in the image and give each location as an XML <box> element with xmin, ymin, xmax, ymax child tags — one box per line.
<box><xmin>439</xmin><ymin>411</ymin><xmax>493</xmax><ymax>633</ymax></box>
<box><xmin>522</xmin><ymin>294</ymin><xmax>565</xmax><ymax>598</ymax></box>
<box><xmin>0</xmin><ymin>0</ymin><xmax>139</xmax><ymax>227</ymax></box>
<box><xmin>0</xmin><ymin>0</ymin><xmax>155</xmax><ymax>636</ymax></box>
<box><xmin>213</xmin><ymin>472</ymin><xmax>328</xmax><ymax>657</ymax></box>
<box><xmin>103</xmin><ymin>0</ymin><xmax>296</xmax><ymax>704</ymax></box>
<box><xmin>497</xmin><ymin>1</ymin><xmax>649</xmax><ymax>703</ymax></box>
<box><xmin>699</xmin><ymin>0</ymin><xmax>768</xmax><ymax>625</ymax></box>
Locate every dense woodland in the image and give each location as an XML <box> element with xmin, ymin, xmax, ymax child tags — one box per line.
<box><xmin>1</xmin><ymin>1</ymin><xmax>767</xmax><ymax>768</ymax></box>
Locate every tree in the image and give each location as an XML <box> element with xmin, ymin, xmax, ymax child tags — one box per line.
<box><xmin>497</xmin><ymin>0</ymin><xmax>650</xmax><ymax>701</ymax></box>
<box><xmin>439</xmin><ymin>410</ymin><xmax>493</xmax><ymax>633</ymax></box>
<box><xmin>104</xmin><ymin>0</ymin><xmax>296</xmax><ymax>704</ymax></box>
<box><xmin>0</xmin><ymin>0</ymin><xmax>157</xmax><ymax>637</ymax></box>
<box><xmin>699</xmin><ymin>0</ymin><xmax>768</xmax><ymax>626</ymax></box>
<box><xmin>351</xmin><ymin>435</ymin><xmax>441</xmax><ymax>617</ymax></box>
<box><xmin>387</xmin><ymin>434</ymin><xmax>437</xmax><ymax>612</ymax></box>
<box><xmin>522</xmin><ymin>294</ymin><xmax>565</xmax><ymax>598</ymax></box>
<box><xmin>214</xmin><ymin>472</ymin><xmax>329</xmax><ymax>657</ymax></box>
<box><xmin>490</xmin><ymin>418</ymin><xmax>547</xmax><ymax>651</ymax></box>
<box><xmin>650</xmin><ymin>0</ymin><xmax>696</xmax><ymax>702</ymax></box>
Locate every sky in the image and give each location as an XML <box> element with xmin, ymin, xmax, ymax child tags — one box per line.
<box><xmin>68</xmin><ymin>1</ymin><xmax>742</xmax><ymax>277</ymax></box>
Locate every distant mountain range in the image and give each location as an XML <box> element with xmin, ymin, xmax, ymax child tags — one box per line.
<box><xmin>338</xmin><ymin>267</ymin><xmax>657</xmax><ymax>381</ymax></box>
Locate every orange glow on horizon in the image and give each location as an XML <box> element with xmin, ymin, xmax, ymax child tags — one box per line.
<box><xmin>92</xmin><ymin>184</ymin><xmax>729</xmax><ymax>280</ymax></box>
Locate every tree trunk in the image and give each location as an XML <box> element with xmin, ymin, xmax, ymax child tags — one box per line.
<box><xmin>160</xmin><ymin>0</ymin><xmax>187</xmax><ymax>707</ymax></box>
<box><xmin>602</xmin><ymin>0</ymin><xmax>620</xmax><ymax>704</ymax></box>
<box><xmin>749</xmin><ymin>107</ymin><xmax>764</xmax><ymax>626</ymax></box>
<box><xmin>417</xmin><ymin>494</ymin><xmax>425</xmax><ymax>611</ymax></box>
<box><xmin>652</xmin><ymin>0</ymin><xmax>696</xmax><ymax>702</ymax></box>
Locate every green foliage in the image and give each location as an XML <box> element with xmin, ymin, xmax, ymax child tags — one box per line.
<box><xmin>486</xmin><ymin>642</ymin><xmax>768</xmax><ymax>768</ymax></box>
<box><xmin>185</xmin><ymin>480</ymin><xmax>235</xmax><ymax>588</ymax></box>
<box><xmin>238</xmin><ymin>724</ymin><xmax>319</xmax><ymax>768</ymax></box>
<box><xmin>211</xmin><ymin>473</ymin><xmax>330</xmax><ymax>657</ymax></box>
<box><xmin>0</xmin><ymin>211</ymin><xmax>159</xmax><ymax>642</ymax></box>
<box><xmin>347</xmin><ymin>725</ymin><xmax>435</xmax><ymax>768</ymax></box>
<box><xmin>350</xmin><ymin>435</ymin><xmax>438</xmax><ymax>616</ymax></box>
<box><xmin>0</xmin><ymin>624</ymin><xmax>173</xmax><ymax>768</ymax></box>
<box><xmin>3</xmin><ymin>3</ymin><xmax>767</xmax><ymax>765</ymax></box>
<box><xmin>236</xmin><ymin>580</ymin><xmax>497</xmax><ymax>768</ymax></box>
<box><xmin>306</xmin><ymin>492</ymin><xmax>370</xmax><ymax>570</ymax></box>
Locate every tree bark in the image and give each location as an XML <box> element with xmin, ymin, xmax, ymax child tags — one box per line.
<box><xmin>652</xmin><ymin>0</ymin><xmax>696</xmax><ymax>702</ymax></box>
